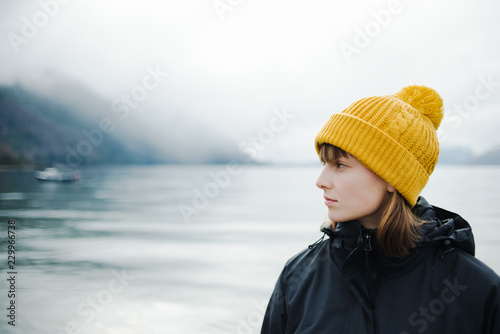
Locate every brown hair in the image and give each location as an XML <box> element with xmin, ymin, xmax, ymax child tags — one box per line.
<box><xmin>319</xmin><ymin>143</ymin><xmax>424</xmax><ymax>258</ymax></box>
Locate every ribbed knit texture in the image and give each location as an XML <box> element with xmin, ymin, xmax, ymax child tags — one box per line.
<box><xmin>315</xmin><ymin>85</ymin><xmax>443</xmax><ymax>207</ymax></box>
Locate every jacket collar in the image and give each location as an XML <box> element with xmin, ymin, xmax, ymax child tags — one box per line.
<box><xmin>320</xmin><ymin>196</ymin><xmax>475</xmax><ymax>258</ymax></box>
<box><xmin>315</xmin><ymin>196</ymin><xmax>475</xmax><ymax>313</ymax></box>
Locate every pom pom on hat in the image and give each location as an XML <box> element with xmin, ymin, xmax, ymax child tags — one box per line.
<box><xmin>395</xmin><ymin>85</ymin><xmax>444</xmax><ymax>130</ymax></box>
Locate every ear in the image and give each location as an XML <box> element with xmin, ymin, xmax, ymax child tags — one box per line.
<box><xmin>387</xmin><ymin>184</ymin><xmax>396</xmax><ymax>193</ymax></box>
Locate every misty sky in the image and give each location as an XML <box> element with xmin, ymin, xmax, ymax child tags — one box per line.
<box><xmin>1</xmin><ymin>0</ymin><xmax>499</xmax><ymax>163</ymax></box>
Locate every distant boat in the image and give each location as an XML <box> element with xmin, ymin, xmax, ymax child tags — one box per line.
<box><xmin>35</xmin><ymin>167</ymin><xmax>81</xmax><ymax>182</ymax></box>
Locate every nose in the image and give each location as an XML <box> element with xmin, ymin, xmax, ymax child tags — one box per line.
<box><xmin>316</xmin><ymin>165</ymin><xmax>331</xmax><ymax>190</ymax></box>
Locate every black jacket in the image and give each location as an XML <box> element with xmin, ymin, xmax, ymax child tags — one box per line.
<box><xmin>261</xmin><ymin>197</ymin><xmax>500</xmax><ymax>333</ymax></box>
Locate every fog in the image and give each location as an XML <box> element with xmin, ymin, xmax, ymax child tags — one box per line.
<box><xmin>1</xmin><ymin>0</ymin><xmax>499</xmax><ymax>163</ymax></box>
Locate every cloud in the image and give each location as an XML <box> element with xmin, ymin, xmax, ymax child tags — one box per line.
<box><xmin>1</xmin><ymin>0</ymin><xmax>499</xmax><ymax>162</ymax></box>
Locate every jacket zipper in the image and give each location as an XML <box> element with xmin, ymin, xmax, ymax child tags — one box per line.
<box><xmin>363</xmin><ymin>234</ymin><xmax>376</xmax><ymax>291</ymax></box>
<box><xmin>363</xmin><ymin>233</ymin><xmax>378</xmax><ymax>334</ymax></box>
<box><xmin>363</xmin><ymin>234</ymin><xmax>372</xmax><ymax>251</ymax></box>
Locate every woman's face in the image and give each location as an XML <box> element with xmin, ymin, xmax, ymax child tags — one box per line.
<box><xmin>316</xmin><ymin>153</ymin><xmax>394</xmax><ymax>229</ymax></box>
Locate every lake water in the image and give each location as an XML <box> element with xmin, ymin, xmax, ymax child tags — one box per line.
<box><xmin>1</xmin><ymin>164</ymin><xmax>499</xmax><ymax>334</ymax></box>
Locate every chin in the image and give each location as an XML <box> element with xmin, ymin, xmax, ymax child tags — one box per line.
<box><xmin>327</xmin><ymin>214</ymin><xmax>343</xmax><ymax>223</ymax></box>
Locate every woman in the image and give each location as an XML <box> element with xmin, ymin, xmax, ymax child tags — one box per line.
<box><xmin>260</xmin><ymin>85</ymin><xmax>500</xmax><ymax>333</ymax></box>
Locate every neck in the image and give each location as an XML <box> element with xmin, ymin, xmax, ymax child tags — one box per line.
<box><xmin>357</xmin><ymin>216</ymin><xmax>381</xmax><ymax>230</ymax></box>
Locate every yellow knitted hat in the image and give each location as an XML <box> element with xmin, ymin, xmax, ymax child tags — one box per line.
<box><xmin>315</xmin><ymin>85</ymin><xmax>444</xmax><ymax>207</ymax></box>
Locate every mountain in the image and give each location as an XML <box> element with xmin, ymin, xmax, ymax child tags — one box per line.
<box><xmin>438</xmin><ymin>145</ymin><xmax>500</xmax><ymax>165</ymax></box>
<box><xmin>3</xmin><ymin>74</ymin><xmax>496</xmax><ymax>167</ymax></box>
<box><xmin>472</xmin><ymin>147</ymin><xmax>500</xmax><ymax>165</ymax></box>
<box><xmin>438</xmin><ymin>146</ymin><xmax>475</xmax><ymax>165</ymax></box>
<box><xmin>0</xmin><ymin>85</ymin><xmax>164</xmax><ymax>167</ymax></box>
<box><xmin>0</xmin><ymin>77</ymin><xmax>247</xmax><ymax>167</ymax></box>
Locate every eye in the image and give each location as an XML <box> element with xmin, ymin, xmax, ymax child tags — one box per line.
<box><xmin>336</xmin><ymin>162</ymin><xmax>346</xmax><ymax>169</ymax></box>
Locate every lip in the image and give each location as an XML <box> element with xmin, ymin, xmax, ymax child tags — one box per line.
<box><xmin>324</xmin><ymin>196</ymin><xmax>337</xmax><ymax>206</ymax></box>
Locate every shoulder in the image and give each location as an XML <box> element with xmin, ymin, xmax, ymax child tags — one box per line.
<box><xmin>430</xmin><ymin>247</ymin><xmax>500</xmax><ymax>303</ymax></box>
<box><xmin>453</xmin><ymin>248</ymin><xmax>500</xmax><ymax>284</ymax></box>
<box><xmin>281</xmin><ymin>239</ymin><xmax>331</xmax><ymax>278</ymax></box>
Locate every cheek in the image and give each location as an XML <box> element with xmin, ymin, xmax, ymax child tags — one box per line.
<box><xmin>351</xmin><ymin>174</ymin><xmax>388</xmax><ymax>208</ymax></box>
